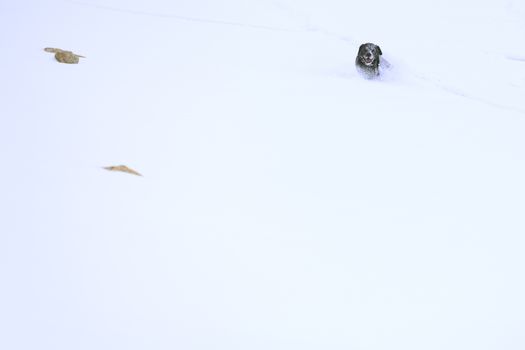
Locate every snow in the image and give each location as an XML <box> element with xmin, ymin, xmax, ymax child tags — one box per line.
<box><xmin>1</xmin><ymin>0</ymin><xmax>525</xmax><ymax>349</ymax></box>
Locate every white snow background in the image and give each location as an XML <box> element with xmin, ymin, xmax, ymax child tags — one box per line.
<box><xmin>1</xmin><ymin>0</ymin><xmax>525</xmax><ymax>349</ymax></box>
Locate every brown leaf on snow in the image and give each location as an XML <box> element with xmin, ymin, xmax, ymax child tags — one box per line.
<box><xmin>44</xmin><ymin>47</ymin><xmax>85</xmax><ymax>64</ymax></box>
<box><xmin>103</xmin><ymin>165</ymin><xmax>142</xmax><ymax>177</ymax></box>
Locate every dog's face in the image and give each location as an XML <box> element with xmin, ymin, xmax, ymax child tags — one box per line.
<box><xmin>357</xmin><ymin>43</ymin><xmax>382</xmax><ymax>67</ymax></box>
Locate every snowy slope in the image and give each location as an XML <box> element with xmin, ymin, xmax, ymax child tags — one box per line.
<box><xmin>1</xmin><ymin>0</ymin><xmax>525</xmax><ymax>349</ymax></box>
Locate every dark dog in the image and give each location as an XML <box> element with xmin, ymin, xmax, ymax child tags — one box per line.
<box><xmin>355</xmin><ymin>43</ymin><xmax>384</xmax><ymax>79</ymax></box>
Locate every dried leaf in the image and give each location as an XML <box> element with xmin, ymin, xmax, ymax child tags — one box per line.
<box><xmin>44</xmin><ymin>47</ymin><xmax>85</xmax><ymax>64</ymax></box>
<box><xmin>103</xmin><ymin>165</ymin><xmax>142</xmax><ymax>177</ymax></box>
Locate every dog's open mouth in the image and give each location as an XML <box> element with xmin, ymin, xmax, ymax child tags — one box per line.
<box><xmin>363</xmin><ymin>57</ymin><xmax>375</xmax><ymax>65</ymax></box>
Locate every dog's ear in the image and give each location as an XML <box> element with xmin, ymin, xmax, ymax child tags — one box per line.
<box><xmin>358</xmin><ymin>44</ymin><xmax>366</xmax><ymax>53</ymax></box>
<box><xmin>376</xmin><ymin>46</ymin><xmax>383</xmax><ymax>55</ymax></box>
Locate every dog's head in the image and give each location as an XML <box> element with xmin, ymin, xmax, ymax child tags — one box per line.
<box><xmin>356</xmin><ymin>43</ymin><xmax>382</xmax><ymax>67</ymax></box>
